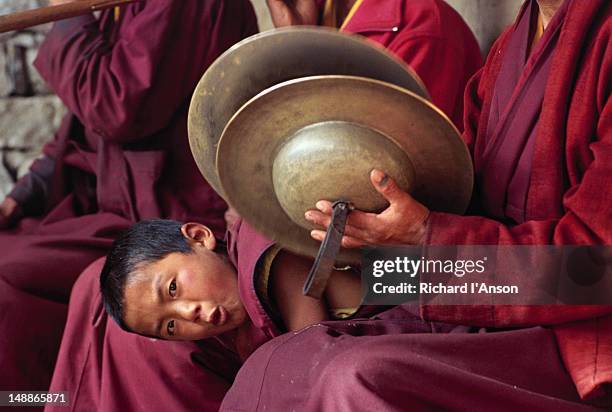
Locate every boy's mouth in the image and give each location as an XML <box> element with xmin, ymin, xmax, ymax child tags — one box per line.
<box><xmin>207</xmin><ymin>306</ymin><xmax>227</xmax><ymax>327</ymax></box>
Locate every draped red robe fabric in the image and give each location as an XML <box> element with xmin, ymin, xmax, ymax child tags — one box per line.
<box><xmin>0</xmin><ymin>0</ymin><xmax>257</xmax><ymax>402</ymax></box>
<box><xmin>334</xmin><ymin>0</ymin><xmax>483</xmax><ymax>129</ymax></box>
<box><xmin>423</xmin><ymin>0</ymin><xmax>611</xmax><ymax>402</ymax></box>
<box><xmin>220</xmin><ymin>220</ymin><xmax>602</xmax><ymax>411</ymax></box>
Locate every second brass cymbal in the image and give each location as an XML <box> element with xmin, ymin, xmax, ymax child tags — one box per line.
<box><xmin>217</xmin><ymin>75</ymin><xmax>473</xmax><ymax>264</ymax></box>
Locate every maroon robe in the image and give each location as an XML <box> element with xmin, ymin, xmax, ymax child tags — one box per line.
<box><xmin>219</xmin><ymin>224</ymin><xmax>599</xmax><ymax>411</ymax></box>
<box><xmin>0</xmin><ymin>0</ymin><xmax>258</xmax><ymax>400</ymax></box>
<box><xmin>44</xmin><ymin>1</ymin><xmax>483</xmax><ymax>408</ymax></box>
<box><xmin>423</xmin><ymin>0</ymin><xmax>612</xmax><ymax>403</ymax></box>
<box><xmin>322</xmin><ymin>0</ymin><xmax>483</xmax><ymax>130</ymax></box>
<box><xmin>222</xmin><ymin>309</ymin><xmax>598</xmax><ymax>412</ymax></box>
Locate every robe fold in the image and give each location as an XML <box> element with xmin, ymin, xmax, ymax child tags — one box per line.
<box><xmin>0</xmin><ymin>0</ymin><xmax>258</xmax><ymax>401</ymax></box>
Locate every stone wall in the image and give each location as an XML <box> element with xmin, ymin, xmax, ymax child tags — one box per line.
<box><xmin>0</xmin><ymin>0</ymin><xmax>522</xmax><ymax>199</ymax></box>
<box><xmin>0</xmin><ymin>0</ymin><xmax>65</xmax><ymax>199</ymax></box>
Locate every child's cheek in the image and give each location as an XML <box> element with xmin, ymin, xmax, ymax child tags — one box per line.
<box><xmin>179</xmin><ymin>267</ymin><xmax>200</xmax><ymax>294</ymax></box>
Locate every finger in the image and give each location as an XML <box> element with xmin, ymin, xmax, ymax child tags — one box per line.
<box><xmin>266</xmin><ymin>0</ymin><xmax>287</xmax><ymax>7</ymax></box>
<box><xmin>370</xmin><ymin>169</ymin><xmax>410</xmax><ymax>206</ymax></box>
<box><xmin>305</xmin><ymin>210</ymin><xmax>331</xmax><ymax>229</ymax></box>
<box><xmin>308</xmin><ymin>208</ymin><xmax>377</xmax><ymax>241</ymax></box>
<box><xmin>310</xmin><ymin>230</ymin><xmax>325</xmax><ymax>242</ymax></box>
<box><xmin>341</xmin><ymin>224</ymin><xmax>373</xmax><ymax>242</ymax></box>
<box><xmin>266</xmin><ymin>0</ymin><xmax>295</xmax><ymax>26</ymax></box>
<box><xmin>310</xmin><ymin>220</ymin><xmax>373</xmax><ymax>243</ymax></box>
<box><xmin>345</xmin><ymin>209</ymin><xmax>380</xmax><ymax>230</ymax></box>
<box><xmin>315</xmin><ymin>200</ymin><xmax>333</xmax><ymax>215</ymax></box>
<box><xmin>341</xmin><ymin>235</ymin><xmax>367</xmax><ymax>248</ymax></box>
<box><xmin>311</xmin><ymin>230</ymin><xmax>367</xmax><ymax>249</ymax></box>
<box><xmin>311</xmin><ymin>204</ymin><xmax>383</xmax><ymax>235</ymax></box>
<box><xmin>309</xmin><ymin>219</ymin><xmax>373</xmax><ymax>242</ymax></box>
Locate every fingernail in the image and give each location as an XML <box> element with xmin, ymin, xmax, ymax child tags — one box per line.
<box><xmin>316</xmin><ymin>201</ymin><xmax>326</xmax><ymax>211</ymax></box>
<box><xmin>305</xmin><ymin>211</ymin><xmax>313</xmax><ymax>220</ymax></box>
<box><xmin>371</xmin><ymin>169</ymin><xmax>388</xmax><ymax>186</ymax></box>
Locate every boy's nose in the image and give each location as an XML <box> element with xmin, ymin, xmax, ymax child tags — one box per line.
<box><xmin>177</xmin><ymin>301</ymin><xmax>201</xmax><ymax>322</ymax></box>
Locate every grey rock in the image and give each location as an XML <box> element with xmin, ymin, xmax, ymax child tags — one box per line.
<box><xmin>0</xmin><ymin>95</ymin><xmax>65</xmax><ymax>150</ymax></box>
<box><xmin>26</xmin><ymin>42</ymin><xmax>51</xmax><ymax>94</ymax></box>
<box><xmin>0</xmin><ymin>44</ymin><xmax>9</xmax><ymax>97</ymax></box>
<box><xmin>0</xmin><ymin>0</ymin><xmax>51</xmax><ymax>96</ymax></box>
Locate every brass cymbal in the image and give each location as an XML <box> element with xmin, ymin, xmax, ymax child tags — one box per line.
<box><xmin>188</xmin><ymin>27</ymin><xmax>429</xmax><ymax>197</ymax></box>
<box><xmin>217</xmin><ymin>76</ymin><xmax>473</xmax><ymax>264</ymax></box>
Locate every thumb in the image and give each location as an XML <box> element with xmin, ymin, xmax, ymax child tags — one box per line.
<box><xmin>370</xmin><ymin>169</ymin><xmax>408</xmax><ymax>205</ymax></box>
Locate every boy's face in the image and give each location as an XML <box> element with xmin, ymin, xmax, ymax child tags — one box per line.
<box><xmin>122</xmin><ymin>223</ymin><xmax>247</xmax><ymax>340</ymax></box>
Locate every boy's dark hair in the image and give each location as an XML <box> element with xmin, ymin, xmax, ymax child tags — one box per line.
<box><xmin>100</xmin><ymin>219</ymin><xmax>192</xmax><ymax>331</ymax></box>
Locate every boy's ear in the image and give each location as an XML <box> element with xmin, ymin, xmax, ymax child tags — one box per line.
<box><xmin>181</xmin><ymin>223</ymin><xmax>216</xmax><ymax>251</ymax></box>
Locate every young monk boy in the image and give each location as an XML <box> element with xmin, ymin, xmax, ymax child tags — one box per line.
<box><xmin>100</xmin><ymin>218</ymin><xmax>364</xmax><ymax>356</ymax></box>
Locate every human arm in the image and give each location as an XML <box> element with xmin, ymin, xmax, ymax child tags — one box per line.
<box><xmin>270</xmin><ymin>250</ymin><xmax>328</xmax><ymax>331</ymax></box>
<box><xmin>305</xmin><ymin>56</ymin><xmax>612</xmax><ymax>327</ymax></box>
<box><xmin>307</xmin><ymin>165</ymin><xmax>612</xmax><ymax>327</ymax></box>
<box><xmin>0</xmin><ymin>153</ymin><xmax>57</xmax><ymax>228</ymax></box>
<box><xmin>34</xmin><ymin>0</ymin><xmax>253</xmax><ymax>143</ymax></box>
<box><xmin>270</xmin><ymin>250</ymin><xmax>362</xmax><ymax>331</ymax></box>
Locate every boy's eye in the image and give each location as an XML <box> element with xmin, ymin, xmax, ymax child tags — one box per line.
<box><xmin>169</xmin><ymin>279</ymin><xmax>177</xmax><ymax>297</ymax></box>
<box><xmin>167</xmin><ymin>320</ymin><xmax>175</xmax><ymax>336</ymax></box>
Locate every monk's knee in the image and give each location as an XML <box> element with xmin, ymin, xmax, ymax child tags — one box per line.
<box><xmin>308</xmin><ymin>341</ymin><xmax>427</xmax><ymax>410</ymax></box>
<box><xmin>316</xmin><ymin>347</ymin><xmax>386</xmax><ymax>393</ymax></box>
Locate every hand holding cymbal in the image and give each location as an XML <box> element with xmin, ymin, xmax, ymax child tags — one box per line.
<box><xmin>306</xmin><ymin>169</ymin><xmax>431</xmax><ymax>248</ymax></box>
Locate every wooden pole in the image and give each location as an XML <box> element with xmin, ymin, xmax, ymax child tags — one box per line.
<box><xmin>0</xmin><ymin>0</ymin><xmax>136</xmax><ymax>33</ymax></box>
